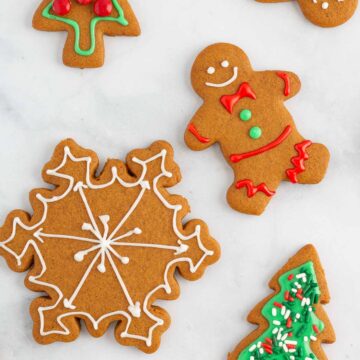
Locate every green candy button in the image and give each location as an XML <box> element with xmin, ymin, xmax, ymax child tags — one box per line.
<box><xmin>249</xmin><ymin>126</ymin><xmax>262</xmax><ymax>139</ymax></box>
<box><xmin>240</xmin><ymin>109</ymin><xmax>252</xmax><ymax>121</ymax></box>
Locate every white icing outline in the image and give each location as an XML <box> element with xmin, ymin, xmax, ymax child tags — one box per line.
<box><xmin>0</xmin><ymin>145</ymin><xmax>214</xmax><ymax>347</ymax></box>
<box><xmin>205</xmin><ymin>66</ymin><xmax>239</xmax><ymax>88</ymax></box>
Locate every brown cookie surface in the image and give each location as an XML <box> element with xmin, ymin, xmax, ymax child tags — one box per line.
<box><xmin>0</xmin><ymin>139</ymin><xmax>220</xmax><ymax>353</ymax></box>
<box><xmin>257</xmin><ymin>0</ymin><xmax>358</xmax><ymax>27</ymax></box>
<box><xmin>184</xmin><ymin>43</ymin><xmax>330</xmax><ymax>215</ymax></box>
<box><xmin>33</xmin><ymin>0</ymin><xmax>140</xmax><ymax>68</ymax></box>
<box><xmin>228</xmin><ymin>244</ymin><xmax>335</xmax><ymax>360</ymax></box>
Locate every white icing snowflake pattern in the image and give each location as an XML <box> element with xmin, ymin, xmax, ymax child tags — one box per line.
<box><xmin>0</xmin><ymin>140</ymin><xmax>219</xmax><ymax>352</ymax></box>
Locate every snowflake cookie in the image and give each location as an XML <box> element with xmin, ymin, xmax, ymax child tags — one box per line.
<box><xmin>33</xmin><ymin>0</ymin><xmax>140</xmax><ymax>68</ymax></box>
<box><xmin>0</xmin><ymin>139</ymin><xmax>220</xmax><ymax>352</ymax></box>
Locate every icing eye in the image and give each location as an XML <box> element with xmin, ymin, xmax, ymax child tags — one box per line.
<box><xmin>240</xmin><ymin>109</ymin><xmax>252</xmax><ymax>121</ymax></box>
<box><xmin>207</xmin><ymin>67</ymin><xmax>215</xmax><ymax>75</ymax></box>
<box><xmin>221</xmin><ymin>60</ymin><xmax>229</xmax><ymax>68</ymax></box>
<box><xmin>249</xmin><ymin>126</ymin><xmax>262</xmax><ymax>139</ymax></box>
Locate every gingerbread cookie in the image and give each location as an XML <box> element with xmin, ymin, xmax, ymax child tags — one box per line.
<box><xmin>33</xmin><ymin>0</ymin><xmax>140</xmax><ymax>68</ymax></box>
<box><xmin>257</xmin><ymin>0</ymin><xmax>358</xmax><ymax>27</ymax></box>
<box><xmin>0</xmin><ymin>139</ymin><xmax>220</xmax><ymax>353</ymax></box>
<box><xmin>185</xmin><ymin>43</ymin><xmax>330</xmax><ymax>215</ymax></box>
<box><xmin>228</xmin><ymin>244</ymin><xmax>335</xmax><ymax>360</ymax></box>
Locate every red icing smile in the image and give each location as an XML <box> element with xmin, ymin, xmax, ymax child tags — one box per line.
<box><xmin>188</xmin><ymin>123</ymin><xmax>211</xmax><ymax>144</ymax></box>
<box><xmin>230</xmin><ymin>125</ymin><xmax>292</xmax><ymax>163</ymax></box>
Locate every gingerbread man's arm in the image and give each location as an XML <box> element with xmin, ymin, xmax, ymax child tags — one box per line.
<box><xmin>184</xmin><ymin>105</ymin><xmax>224</xmax><ymax>151</ymax></box>
<box><xmin>255</xmin><ymin>70</ymin><xmax>301</xmax><ymax>101</ymax></box>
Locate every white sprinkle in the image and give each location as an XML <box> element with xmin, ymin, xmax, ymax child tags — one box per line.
<box><xmin>322</xmin><ymin>1</ymin><xmax>329</xmax><ymax>8</ymax></box>
<box><xmin>272</xmin><ymin>328</ymin><xmax>279</xmax><ymax>334</ymax></box>
<box><xmin>310</xmin><ymin>335</ymin><xmax>317</xmax><ymax>341</ymax></box>
<box><xmin>306</xmin><ymin>298</ymin><xmax>311</xmax><ymax>306</ymax></box>
<box><xmin>285</xmin><ymin>340</ymin><xmax>298</xmax><ymax>345</ymax></box>
<box><xmin>279</xmin><ymin>341</ymin><xmax>283</xmax><ymax>347</ymax></box>
<box><xmin>273</xmin><ymin>320</ymin><xmax>281</xmax><ymax>326</ymax></box>
<box><xmin>250</xmin><ymin>357</ymin><xmax>255</xmax><ymax>360</ymax></box>
<box><xmin>295</xmin><ymin>282</ymin><xmax>301</xmax><ymax>289</ymax></box>
<box><xmin>284</xmin><ymin>310</ymin><xmax>291</xmax><ymax>319</ymax></box>
<box><xmin>304</xmin><ymin>336</ymin><xmax>309</xmax><ymax>342</ymax></box>
<box><xmin>301</xmin><ymin>298</ymin><xmax>307</xmax><ymax>307</ymax></box>
<box><xmin>302</xmin><ymin>277</ymin><xmax>307</xmax><ymax>283</ymax></box>
<box><xmin>281</xmin><ymin>333</ymin><xmax>288</xmax><ymax>341</ymax></box>
<box><xmin>296</xmin><ymin>273</ymin><xmax>306</xmax><ymax>279</ymax></box>
<box><xmin>291</xmin><ymin>288</ymin><xmax>297</xmax><ymax>293</ymax></box>
<box><xmin>283</xmin><ymin>344</ymin><xmax>289</xmax><ymax>352</ymax></box>
<box><xmin>257</xmin><ymin>341</ymin><xmax>262</xmax><ymax>348</ymax></box>
<box><xmin>296</xmin><ymin>313</ymin><xmax>301</xmax><ymax>319</ymax></box>
<box><xmin>281</xmin><ymin>306</ymin><xmax>286</xmax><ymax>316</ymax></box>
<box><xmin>259</xmin><ymin>348</ymin><xmax>264</xmax><ymax>355</ymax></box>
<box><xmin>290</xmin><ymin>356</ymin><xmax>295</xmax><ymax>360</ymax></box>
<box><xmin>309</xmin><ymin>306</ymin><xmax>313</xmax><ymax>312</ymax></box>
<box><xmin>289</xmin><ymin>349</ymin><xmax>296</xmax><ymax>353</ymax></box>
<box><xmin>272</xmin><ymin>308</ymin><xmax>277</xmax><ymax>316</ymax></box>
<box><xmin>249</xmin><ymin>345</ymin><xmax>256</xmax><ymax>352</ymax></box>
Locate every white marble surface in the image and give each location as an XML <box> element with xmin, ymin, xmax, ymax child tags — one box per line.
<box><xmin>0</xmin><ymin>0</ymin><xmax>360</xmax><ymax>359</ymax></box>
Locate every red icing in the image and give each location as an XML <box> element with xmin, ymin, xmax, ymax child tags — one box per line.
<box><xmin>277</xmin><ymin>72</ymin><xmax>291</xmax><ymax>97</ymax></box>
<box><xmin>94</xmin><ymin>0</ymin><xmax>113</xmax><ymax>16</ymax></box>
<box><xmin>188</xmin><ymin>123</ymin><xmax>211</xmax><ymax>144</ymax></box>
<box><xmin>77</xmin><ymin>0</ymin><xmax>93</xmax><ymax>4</ymax></box>
<box><xmin>230</xmin><ymin>125</ymin><xmax>292</xmax><ymax>163</ymax></box>
<box><xmin>286</xmin><ymin>140</ymin><xmax>312</xmax><ymax>183</ymax></box>
<box><xmin>236</xmin><ymin>179</ymin><xmax>276</xmax><ymax>198</ymax></box>
<box><xmin>53</xmin><ymin>0</ymin><xmax>71</xmax><ymax>15</ymax></box>
<box><xmin>220</xmin><ymin>82</ymin><xmax>256</xmax><ymax>114</ymax></box>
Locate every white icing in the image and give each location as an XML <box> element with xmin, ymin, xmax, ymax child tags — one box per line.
<box><xmin>207</xmin><ymin>66</ymin><xmax>215</xmax><ymax>75</ymax></box>
<box><xmin>0</xmin><ymin>145</ymin><xmax>214</xmax><ymax>347</ymax></box>
<box><xmin>322</xmin><ymin>1</ymin><xmax>329</xmax><ymax>8</ymax></box>
<box><xmin>221</xmin><ymin>60</ymin><xmax>229</xmax><ymax>68</ymax></box>
<box><xmin>205</xmin><ymin>66</ymin><xmax>239</xmax><ymax>88</ymax></box>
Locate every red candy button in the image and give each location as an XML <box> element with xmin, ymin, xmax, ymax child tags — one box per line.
<box><xmin>52</xmin><ymin>0</ymin><xmax>71</xmax><ymax>15</ymax></box>
<box><xmin>94</xmin><ymin>0</ymin><xmax>113</xmax><ymax>16</ymax></box>
<box><xmin>76</xmin><ymin>0</ymin><xmax>93</xmax><ymax>4</ymax></box>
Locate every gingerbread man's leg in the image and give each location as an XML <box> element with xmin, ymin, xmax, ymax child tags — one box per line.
<box><xmin>293</xmin><ymin>143</ymin><xmax>330</xmax><ymax>184</ymax></box>
<box><xmin>226</xmin><ymin>173</ymin><xmax>282</xmax><ymax>215</ymax></box>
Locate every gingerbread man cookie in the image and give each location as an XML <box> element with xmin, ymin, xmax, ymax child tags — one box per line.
<box><xmin>257</xmin><ymin>0</ymin><xmax>358</xmax><ymax>27</ymax></box>
<box><xmin>228</xmin><ymin>244</ymin><xmax>335</xmax><ymax>360</ymax></box>
<box><xmin>33</xmin><ymin>0</ymin><xmax>140</xmax><ymax>68</ymax></box>
<box><xmin>0</xmin><ymin>139</ymin><xmax>220</xmax><ymax>352</ymax></box>
<box><xmin>185</xmin><ymin>43</ymin><xmax>330</xmax><ymax>215</ymax></box>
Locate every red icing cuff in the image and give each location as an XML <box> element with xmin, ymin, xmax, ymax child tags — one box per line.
<box><xmin>276</xmin><ymin>72</ymin><xmax>291</xmax><ymax>97</ymax></box>
<box><xmin>286</xmin><ymin>140</ymin><xmax>312</xmax><ymax>183</ymax></box>
<box><xmin>236</xmin><ymin>179</ymin><xmax>276</xmax><ymax>198</ymax></box>
<box><xmin>188</xmin><ymin>123</ymin><xmax>211</xmax><ymax>144</ymax></box>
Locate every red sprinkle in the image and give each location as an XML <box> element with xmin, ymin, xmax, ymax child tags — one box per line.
<box><xmin>289</xmin><ymin>296</ymin><xmax>295</xmax><ymax>302</ymax></box>
<box><xmin>288</xmin><ymin>332</ymin><xmax>293</xmax><ymax>337</ymax></box>
<box><xmin>274</xmin><ymin>302</ymin><xmax>283</xmax><ymax>308</ymax></box>
<box><xmin>52</xmin><ymin>0</ymin><xmax>71</xmax><ymax>15</ymax></box>
<box><xmin>313</xmin><ymin>325</ymin><xmax>320</xmax><ymax>334</ymax></box>
<box><xmin>286</xmin><ymin>317</ymin><xmax>292</xmax><ymax>328</ymax></box>
<box><xmin>288</xmin><ymin>274</ymin><xmax>294</xmax><ymax>280</ymax></box>
<box><xmin>287</xmin><ymin>344</ymin><xmax>296</xmax><ymax>349</ymax></box>
<box><xmin>265</xmin><ymin>338</ymin><xmax>273</xmax><ymax>345</ymax></box>
<box><xmin>262</xmin><ymin>343</ymin><xmax>272</xmax><ymax>350</ymax></box>
<box><xmin>284</xmin><ymin>291</ymin><xmax>290</xmax><ymax>300</ymax></box>
<box><xmin>264</xmin><ymin>347</ymin><xmax>273</xmax><ymax>355</ymax></box>
<box><xmin>296</xmin><ymin>293</ymin><xmax>304</xmax><ymax>300</ymax></box>
<box><xmin>94</xmin><ymin>0</ymin><xmax>113</xmax><ymax>16</ymax></box>
<box><xmin>297</xmin><ymin>288</ymin><xmax>303</xmax><ymax>294</ymax></box>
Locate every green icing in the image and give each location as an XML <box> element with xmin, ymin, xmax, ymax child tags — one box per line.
<box><xmin>238</xmin><ymin>261</ymin><xmax>324</xmax><ymax>360</ymax></box>
<box><xmin>240</xmin><ymin>109</ymin><xmax>252</xmax><ymax>122</ymax></box>
<box><xmin>42</xmin><ymin>0</ymin><xmax>129</xmax><ymax>56</ymax></box>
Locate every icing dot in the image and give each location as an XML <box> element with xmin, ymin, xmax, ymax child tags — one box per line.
<box><xmin>240</xmin><ymin>109</ymin><xmax>252</xmax><ymax>121</ymax></box>
<box><xmin>207</xmin><ymin>67</ymin><xmax>215</xmax><ymax>75</ymax></box>
<box><xmin>322</xmin><ymin>1</ymin><xmax>329</xmax><ymax>8</ymax></box>
<box><xmin>249</xmin><ymin>126</ymin><xmax>262</xmax><ymax>139</ymax></box>
<box><xmin>221</xmin><ymin>60</ymin><xmax>229</xmax><ymax>68</ymax></box>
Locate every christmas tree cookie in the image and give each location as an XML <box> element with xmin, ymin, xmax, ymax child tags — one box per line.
<box><xmin>228</xmin><ymin>245</ymin><xmax>335</xmax><ymax>360</ymax></box>
<box><xmin>185</xmin><ymin>43</ymin><xmax>330</xmax><ymax>215</ymax></box>
<box><xmin>0</xmin><ymin>139</ymin><xmax>220</xmax><ymax>352</ymax></box>
<box><xmin>33</xmin><ymin>0</ymin><xmax>140</xmax><ymax>68</ymax></box>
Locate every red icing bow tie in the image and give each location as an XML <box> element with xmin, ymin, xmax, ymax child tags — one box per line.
<box><xmin>220</xmin><ymin>82</ymin><xmax>256</xmax><ymax>114</ymax></box>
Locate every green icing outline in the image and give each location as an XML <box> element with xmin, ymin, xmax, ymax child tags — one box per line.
<box><xmin>238</xmin><ymin>261</ymin><xmax>325</xmax><ymax>360</ymax></box>
<box><xmin>42</xmin><ymin>0</ymin><xmax>129</xmax><ymax>56</ymax></box>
